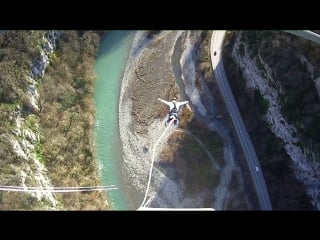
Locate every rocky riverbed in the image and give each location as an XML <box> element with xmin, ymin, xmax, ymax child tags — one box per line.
<box><xmin>118</xmin><ymin>31</ymin><xmax>254</xmax><ymax>210</ymax></box>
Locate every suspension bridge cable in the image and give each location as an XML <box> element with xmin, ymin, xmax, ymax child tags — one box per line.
<box><xmin>0</xmin><ymin>185</ymin><xmax>118</xmax><ymax>193</ymax></box>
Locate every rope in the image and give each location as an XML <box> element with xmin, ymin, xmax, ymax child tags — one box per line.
<box><xmin>139</xmin><ymin>119</ymin><xmax>173</xmax><ymax>208</ymax></box>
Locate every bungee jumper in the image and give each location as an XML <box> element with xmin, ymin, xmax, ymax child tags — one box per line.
<box><xmin>158</xmin><ymin>97</ymin><xmax>189</xmax><ymax>127</ymax></box>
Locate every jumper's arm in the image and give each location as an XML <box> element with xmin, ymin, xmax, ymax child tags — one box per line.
<box><xmin>158</xmin><ymin>98</ymin><xmax>171</xmax><ymax>106</ymax></box>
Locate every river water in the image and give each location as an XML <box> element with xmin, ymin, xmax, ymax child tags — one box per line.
<box><xmin>94</xmin><ymin>31</ymin><xmax>134</xmax><ymax>210</ymax></box>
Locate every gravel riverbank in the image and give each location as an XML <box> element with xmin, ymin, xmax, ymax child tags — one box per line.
<box><xmin>119</xmin><ymin>31</ymin><xmax>188</xmax><ymax>209</ymax></box>
<box><xmin>118</xmin><ymin>31</ymin><xmax>252</xmax><ymax>210</ymax></box>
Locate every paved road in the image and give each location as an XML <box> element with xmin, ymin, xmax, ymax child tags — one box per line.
<box><xmin>285</xmin><ymin>30</ymin><xmax>320</xmax><ymax>45</ymax></box>
<box><xmin>210</xmin><ymin>31</ymin><xmax>272</xmax><ymax>210</ymax></box>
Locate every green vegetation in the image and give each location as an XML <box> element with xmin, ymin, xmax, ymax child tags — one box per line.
<box><xmin>0</xmin><ymin>31</ymin><xmax>44</xmax><ymax>209</ymax></box>
<box><xmin>25</xmin><ymin>114</ymin><xmax>39</xmax><ymax>132</ymax></box>
<box><xmin>255</xmin><ymin>56</ymin><xmax>267</xmax><ymax>78</ymax></box>
<box><xmin>180</xmin><ymin>134</ymin><xmax>219</xmax><ymax>194</ymax></box>
<box><xmin>35</xmin><ymin>140</ymin><xmax>45</xmax><ymax>164</ymax></box>
<box><xmin>38</xmin><ymin>31</ymin><xmax>109</xmax><ymax>209</ymax></box>
<box><xmin>238</xmin><ymin>43</ymin><xmax>245</xmax><ymax>57</ymax></box>
<box><xmin>242</xmin><ymin>30</ymin><xmax>320</xmax><ymax>157</ymax></box>
<box><xmin>304</xmin><ymin>116</ymin><xmax>320</xmax><ymax>153</ymax></box>
<box><xmin>255</xmin><ymin>90</ymin><xmax>269</xmax><ymax>115</ymax></box>
<box><xmin>224</xmin><ymin>31</ymin><xmax>315</xmax><ymax>209</ymax></box>
<box><xmin>188</xmin><ymin>118</ymin><xmax>225</xmax><ymax>166</ymax></box>
<box><xmin>195</xmin><ymin>31</ymin><xmax>214</xmax><ymax>82</ymax></box>
<box><xmin>242</xmin><ymin>31</ymin><xmax>273</xmax><ymax>59</ymax></box>
<box><xmin>59</xmin><ymin>92</ymin><xmax>80</xmax><ymax>111</ymax></box>
<box><xmin>159</xmin><ymin>114</ymin><xmax>224</xmax><ymax>196</ymax></box>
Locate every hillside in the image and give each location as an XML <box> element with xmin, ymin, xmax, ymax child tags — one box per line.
<box><xmin>223</xmin><ymin>30</ymin><xmax>320</xmax><ymax>209</ymax></box>
<box><xmin>0</xmin><ymin>31</ymin><xmax>109</xmax><ymax>210</ymax></box>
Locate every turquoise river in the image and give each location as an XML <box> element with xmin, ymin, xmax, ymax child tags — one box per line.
<box><xmin>94</xmin><ymin>31</ymin><xmax>134</xmax><ymax>210</ymax></box>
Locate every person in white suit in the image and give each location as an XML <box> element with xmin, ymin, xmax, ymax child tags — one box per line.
<box><xmin>158</xmin><ymin>97</ymin><xmax>189</xmax><ymax>127</ymax></box>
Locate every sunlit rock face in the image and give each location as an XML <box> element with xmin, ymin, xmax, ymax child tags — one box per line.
<box><xmin>232</xmin><ymin>32</ymin><xmax>320</xmax><ymax>209</ymax></box>
<box><xmin>8</xmin><ymin>31</ymin><xmax>61</xmax><ymax>209</ymax></box>
<box><xmin>32</xmin><ymin>31</ymin><xmax>60</xmax><ymax>79</ymax></box>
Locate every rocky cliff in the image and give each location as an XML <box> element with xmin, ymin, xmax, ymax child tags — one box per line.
<box><xmin>0</xmin><ymin>31</ymin><xmax>60</xmax><ymax>209</ymax></box>
<box><xmin>225</xmin><ymin>30</ymin><xmax>320</xmax><ymax>209</ymax></box>
<box><xmin>0</xmin><ymin>31</ymin><xmax>108</xmax><ymax>210</ymax></box>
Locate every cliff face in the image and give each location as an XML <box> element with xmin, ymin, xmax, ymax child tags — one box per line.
<box><xmin>0</xmin><ymin>31</ymin><xmax>60</xmax><ymax>209</ymax></box>
<box><xmin>228</xmin><ymin>30</ymin><xmax>320</xmax><ymax>209</ymax></box>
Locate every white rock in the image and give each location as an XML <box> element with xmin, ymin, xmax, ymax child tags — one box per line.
<box><xmin>232</xmin><ymin>31</ymin><xmax>320</xmax><ymax>209</ymax></box>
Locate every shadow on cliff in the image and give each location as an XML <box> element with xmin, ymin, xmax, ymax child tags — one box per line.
<box><xmin>97</xmin><ymin>31</ymin><xmax>134</xmax><ymax>59</ymax></box>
